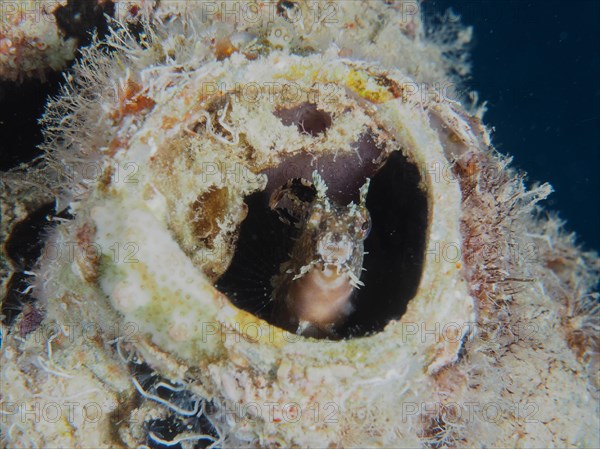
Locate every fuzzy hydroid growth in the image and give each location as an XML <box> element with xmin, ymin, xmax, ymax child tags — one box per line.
<box><xmin>0</xmin><ymin>1</ymin><xmax>598</xmax><ymax>448</ymax></box>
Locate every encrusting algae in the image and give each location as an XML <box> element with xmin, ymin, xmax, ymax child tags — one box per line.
<box><xmin>0</xmin><ymin>1</ymin><xmax>598</xmax><ymax>448</ymax></box>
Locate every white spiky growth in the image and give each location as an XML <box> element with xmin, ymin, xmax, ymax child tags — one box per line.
<box><xmin>0</xmin><ymin>1</ymin><xmax>598</xmax><ymax>448</ymax></box>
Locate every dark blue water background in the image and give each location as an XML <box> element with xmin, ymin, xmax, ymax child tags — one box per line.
<box><xmin>424</xmin><ymin>0</ymin><xmax>600</xmax><ymax>252</ymax></box>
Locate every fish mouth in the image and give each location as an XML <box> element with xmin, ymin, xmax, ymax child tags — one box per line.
<box><xmin>317</xmin><ymin>233</ymin><xmax>354</xmax><ymax>266</ymax></box>
<box><xmin>316</xmin><ymin>261</ymin><xmax>353</xmax><ymax>277</ymax></box>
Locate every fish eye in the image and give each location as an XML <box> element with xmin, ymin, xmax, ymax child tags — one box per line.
<box><xmin>360</xmin><ymin>218</ymin><xmax>372</xmax><ymax>238</ymax></box>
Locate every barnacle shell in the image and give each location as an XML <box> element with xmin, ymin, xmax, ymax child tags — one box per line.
<box><xmin>0</xmin><ymin>0</ymin><xmax>154</xmax><ymax>82</ymax></box>
<box><xmin>1</xmin><ymin>1</ymin><xmax>598</xmax><ymax>448</ymax></box>
<box><xmin>0</xmin><ymin>0</ymin><xmax>75</xmax><ymax>81</ymax></box>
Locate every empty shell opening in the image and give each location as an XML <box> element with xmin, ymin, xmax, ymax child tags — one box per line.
<box><xmin>216</xmin><ymin>146</ymin><xmax>428</xmax><ymax>339</ymax></box>
<box><xmin>274</xmin><ymin>102</ymin><xmax>332</xmax><ymax>137</ymax></box>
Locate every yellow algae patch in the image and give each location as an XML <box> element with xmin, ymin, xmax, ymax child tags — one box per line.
<box><xmin>346</xmin><ymin>69</ymin><xmax>395</xmax><ymax>103</ymax></box>
<box><xmin>226</xmin><ymin>308</ymin><xmax>291</xmax><ymax>348</ymax></box>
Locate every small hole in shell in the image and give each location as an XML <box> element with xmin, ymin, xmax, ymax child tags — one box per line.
<box><xmin>274</xmin><ymin>102</ymin><xmax>332</xmax><ymax>137</ymax></box>
<box><xmin>277</xmin><ymin>0</ymin><xmax>300</xmax><ymax>20</ymax></box>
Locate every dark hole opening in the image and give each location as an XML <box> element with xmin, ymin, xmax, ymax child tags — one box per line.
<box><xmin>215</xmin><ymin>193</ymin><xmax>294</xmax><ymax>319</ymax></box>
<box><xmin>274</xmin><ymin>102</ymin><xmax>332</xmax><ymax>137</ymax></box>
<box><xmin>216</xmin><ymin>150</ymin><xmax>428</xmax><ymax>339</ymax></box>
<box><xmin>145</xmin><ymin>413</ymin><xmax>218</xmax><ymax>449</ymax></box>
<box><xmin>5</xmin><ymin>202</ymin><xmax>56</xmax><ymax>270</ymax></box>
<box><xmin>2</xmin><ymin>202</ymin><xmax>66</xmax><ymax>326</ymax></box>
<box><xmin>277</xmin><ymin>0</ymin><xmax>300</xmax><ymax>18</ymax></box>
<box><xmin>134</xmin><ymin>364</ymin><xmax>219</xmax><ymax>449</ymax></box>
<box><xmin>54</xmin><ymin>0</ymin><xmax>116</xmax><ymax>47</ymax></box>
<box><xmin>0</xmin><ymin>74</ymin><xmax>63</xmax><ymax>170</ymax></box>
